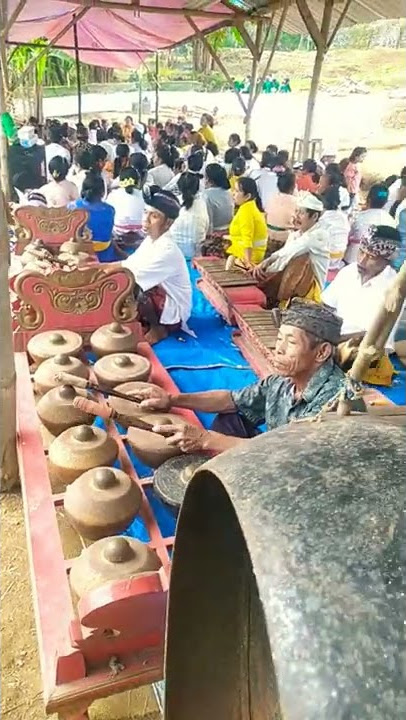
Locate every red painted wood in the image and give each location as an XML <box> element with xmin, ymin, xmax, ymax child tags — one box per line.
<box><xmin>15</xmin><ymin>352</ymin><xmax>86</xmax><ymax>704</ymax></box>
<box><xmin>16</xmin><ymin>339</ymin><xmax>202</xmax><ymax>714</ymax></box>
<box><xmin>12</xmin><ymin>266</ymin><xmax>141</xmax><ymax>352</ymax></box>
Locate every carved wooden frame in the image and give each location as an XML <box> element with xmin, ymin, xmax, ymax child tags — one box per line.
<box><xmin>13</xmin><ymin>266</ymin><xmax>139</xmax><ymax>351</ymax></box>
<box><xmin>14</xmin><ymin>206</ymin><xmax>92</xmax><ymax>254</ymax></box>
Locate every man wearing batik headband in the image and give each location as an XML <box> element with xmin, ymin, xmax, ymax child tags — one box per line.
<box><xmin>323</xmin><ymin>224</ymin><xmax>402</xmax><ymax>385</ymax></box>
<box><xmin>253</xmin><ymin>192</ymin><xmax>329</xmax><ymax>305</ymax></box>
<box><xmin>117</xmin><ymin>184</ymin><xmax>192</xmax><ymax>344</ymax></box>
<box><xmin>134</xmin><ymin>300</ymin><xmax>345</xmax><ymax>454</ymax></box>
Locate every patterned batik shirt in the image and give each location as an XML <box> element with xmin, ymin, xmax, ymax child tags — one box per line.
<box><xmin>231</xmin><ymin>359</ymin><xmax>345</xmax><ymax>430</ymax></box>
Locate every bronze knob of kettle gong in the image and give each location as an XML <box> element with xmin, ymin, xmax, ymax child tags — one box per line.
<box><xmin>126</xmin><ymin>413</ymin><xmax>189</xmax><ymax>468</ymax></box>
<box><xmin>69</xmin><ymin>535</ymin><xmax>161</xmax><ymax>598</ymax></box>
<box><xmin>90</xmin><ymin>322</ymin><xmax>136</xmax><ymax>358</ymax></box>
<box><xmin>64</xmin><ymin>467</ymin><xmax>142</xmax><ymax>540</ymax></box>
<box><xmin>27</xmin><ymin>330</ymin><xmax>83</xmax><ymax>365</ymax></box>
<box><xmin>33</xmin><ymin>354</ymin><xmax>89</xmax><ymax>395</ymax></box>
<box><xmin>36</xmin><ymin>385</ymin><xmax>94</xmax><ymax>436</ymax></box>
<box><xmin>48</xmin><ymin>424</ymin><xmax>118</xmax><ymax>492</ymax></box>
<box><xmin>93</xmin><ymin>353</ymin><xmax>151</xmax><ymax>389</ymax></box>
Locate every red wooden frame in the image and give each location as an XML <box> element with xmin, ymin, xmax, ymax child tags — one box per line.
<box><xmin>11</xmin><ymin>265</ymin><xmax>142</xmax><ymax>352</ymax></box>
<box><xmin>14</xmin><ymin>206</ymin><xmax>92</xmax><ymax>255</ymax></box>
<box><xmin>16</xmin><ymin>342</ymin><xmax>203</xmax><ymax>719</ymax></box>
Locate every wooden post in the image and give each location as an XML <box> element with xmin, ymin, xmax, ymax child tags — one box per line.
<box><xmin>0</xmin><ymin>0</ymin><xmax>10</xmax><ymax>200</ymax></box>
<box><xmin>11</xmin><ymin>5</ymin><xmax>89</xmax><ymax>91</ymax></box>
<box><xmin>244</xmin><ymin>21</ymin><xmax>262</xmax><ymax>141</ymax></box>
<box><xmin>73</xmin><ymin>13</ymin><xmax>82</xmax><ymax>122</ymax></box>
<box><xmin>138</xmin><ymin>66</ymin><xmax>142</xmax><ymax>122</ymax></box>
<box><xmin>0</xmin><ymin>0</ymin><xmax>19</xmax><ymax>490</ymax></box>
<box><xmin>337</xmin><ymin>261</ymin><xmax>406</xmax><ymax>416</ymax></box>
<box><xmin>253</xmin><ymin>2</ymin><xmax>289</xmax><ymax>107</ymax></box>
<box><xmin>187</xmin><ymin>17</ymin><xmax>248</xmax><ymax>116</ymax></box>
<box><xmin>155</xmin><ymin>52</ymin><xmax>159</xmax><ymax>124</ymax></box>
<box><xmin>299</xmin><ymin>0</ymin><xmax>351</xmax><ymax>159</ymax></box>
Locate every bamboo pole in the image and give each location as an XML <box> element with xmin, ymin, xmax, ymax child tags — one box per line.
<box><xmin>72</xmin><ymin>12</ymin><xmax>82</xmax><ymax>122</ymax></box>
<box><xmin>0</xmin><ymin>0</ymin><xmax>26</xmax><ymax>36</ymax></box>
<box><xmin>155</xmin><ymin>51</ymin><xmax>159</xmax><ymax>124</ymax></box>
<box><xmin>327</xmin><ymin>0</ymin><xmax>353</xmax><ymax>50</ymax></box>
<box><xmin>253</xmin><ymin>2</ymin><xmax>289</xmax><ymax>107</ymax></box>
<box><xmin>337</xmin><ymin>262</ymin><xmax>406</xmax><ymax>416</ymax></box>
<box><xmin>244</xmin><ymin>21</ymin><xmax>262</xmax><ymax>141</ymax></box>
<box><xmin>11</xmin><ymin>5</ymin><xmax>89</xmax><ymax>90</ymax></box>
<box><xmin>0</xmin><ymin>2</ymin><xmax>19</xmax><ymax>490</ymax></box>
<box><xmin>187</xmin><ymin>17</ymin><xmax>248</xmax><ymax>116</ymax></box>
<box><xmin>0</xmin><ymin>1</ymin><xmax>10</xmax><ymax>200</ymax></box>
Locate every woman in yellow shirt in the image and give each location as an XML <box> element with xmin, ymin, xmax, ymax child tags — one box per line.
<box><xmin>227</xmin><ymin>177</ymin><xmax>268</xmax><ymax>268</ymax></box>
<box><xmin>199</xmin><ymin>113</ymin><xmax>217</xmax><ymax>146</ymax></box>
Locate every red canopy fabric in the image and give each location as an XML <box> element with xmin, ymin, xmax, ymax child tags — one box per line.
<box><xmin>7</xmin><ymin>0</ymin><xmax>234</xmax><ymax>69</ymax></box>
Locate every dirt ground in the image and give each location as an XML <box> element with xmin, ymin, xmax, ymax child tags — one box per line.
<box><xmin>0</xmin><ymin>492</ymin><xmax>161</xmax><ymax>720</ymax></box>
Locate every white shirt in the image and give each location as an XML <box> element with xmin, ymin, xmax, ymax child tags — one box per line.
<box><xmin>39</xmin><ymin>179</ymin><xmax>78</xmax><ymax>208</ymax></box>
<box><xmin>346</xmin><ymin>208</ymin><xmax>396</xmax><ymax>264</ymax></box>
<box><xmin>268</xmin><ymin>223</ymin><xmax>329</xmax><ymax>289</ymax></box>
<box><xmin>318</xmin><ymin>209</ymin><xmax>350</xmax><ymax>270</ymax></box>
<box><xmin>67</xmin><ymin>167</ymin><xmax>87</xmax><ymax>196</ymax></box>
<box><xmin>384</xmin><ymin>178</ymin><xmax>401</xmax><ymax>212</ymax></box>
<box><xmin>248</xmin><ymin>167</ymin><xmax>278</xmax><ymax>208</ymax></box>
<box><xmin>122</xmin><ymin>231</ymin><xmax>192</xmax><ymax>327</ymax></box>
<box><xmin>170</xmin><ymin>195</ymin><xmax>209</xmax><ymax>259</ymax></box>
<box><xmin>106</xmin><ymin>187</ymin><xmax>144</xmax><ymax>233</ymax></box>
<box><xmin>322</xmin><ymin>263</ymin><xmax>401</xmax><ymax>351</ymax></box>
<box><xmin>147</xmin><ymin>164</ymin><xmax>174</xmax><ymax>188</ymax></box>
<box><xmin>45</xmin><ymin>143</ymin><xmax>71</xmax><ymax>179</ymax></box>
<box><xmin>99</xmin><ymin>140</ymin><xmax>116</xmax><ymax>164</ymax></box>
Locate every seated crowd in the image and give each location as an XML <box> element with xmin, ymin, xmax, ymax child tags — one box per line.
<box><xmin>10</xmin><ymin>114</ymin><xmax>405</xmax><ymax>374</ymax></box>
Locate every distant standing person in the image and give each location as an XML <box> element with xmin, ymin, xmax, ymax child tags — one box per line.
<box><xmin>343</xmin><ymin>146</ymin><xmax>367</xmax><ymax>207</ymax></box>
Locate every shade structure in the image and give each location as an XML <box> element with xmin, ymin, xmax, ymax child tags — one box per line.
<box><xmin>5</xmin><ymin>0</ymin><xmax>406</xmax><ymax>70</ymax></box>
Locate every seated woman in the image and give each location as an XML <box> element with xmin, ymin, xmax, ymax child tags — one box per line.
<box><xmin>40</xmin><ymin>156</ymin><xmax>78</xmax><ymax>207</ymax></box>
<box><xmin>68</xmin><ymin>170</ymin><xmax>115</xmax><ymax>261</ymax></box>
<box><xmin>170</xmin><ymin>171</ymin><xmax>209</xmax><ymax>259</ymax></box>
<box><xmin>202</xmin><ymin>163</ymin><xmax>234</xmax><ymax>257</ymax></box>
<box><xmin>249</xmin><ymin>150</ymin><xmax>278</xmax><ymax>209</ymax></box>
<box><xmin>67</xmin><ymin>145</ymin><xmax>92</xmax><ymax>197</ymax></box>
<box><xmin>318</xmin><ymin>162</ymin><xmax>350</xmax><ymax>212</ymax></box>
<box><xmin>266</xmin><ymin>170</ymin><xmax>297</xmax><ymax>248</ymax></box>
<box><xmin>106</xmin><ymin>167</ymin><xmax>145</xmax><ymax>252</ymax></box>
<box><xmin>318</xmin><ymin>185</ymin><xmax>350</xmax><ymax>274</ymax></box>
<box><xmin>229</xmin><ymin>155</ymin><xmax>246</xmax><ymax>191</ymax></box>
<box><xmin>148</xmin><ymin>144</ymin><xmax>177</xmax><ymax>188</ymax></box>
<box><xmin>296</xmin><ymin>159</ymin><xmax>320</xmax><ymax>193</ymax></box>
<box><xmin>227</xmin><ymin>176</ymin><xmax>268</xmax><ymax>270</ymax></box>
<box><xmin>253</xmin><ymin>193</ymin><xmax>329</xmax><ymax>306</ymax></box>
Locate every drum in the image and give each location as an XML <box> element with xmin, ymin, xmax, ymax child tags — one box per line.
<box><xmin>165</xmin><ymin>416</ymin><xmax>406</xmax><ymax>720</ymax></box>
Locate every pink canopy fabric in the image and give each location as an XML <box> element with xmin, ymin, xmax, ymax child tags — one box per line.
<box><xmin>7</xmin><ymin>0</ymin><xmax>234</xmax><ymax>69</ymax></box>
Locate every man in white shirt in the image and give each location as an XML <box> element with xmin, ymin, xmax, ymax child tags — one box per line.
<box><xmin>253</xmin><ymin>193</ymin><xmax>329</xmax><ymax>302</ymax></box>
<box><xmin>121</xmin><ymin>185</ymin><xmax>192</xmax><ymax>344</ymax></box>
<box><xmin>323</xmin><ymin>224</ymin><xmax>402</xmax><ymax>352</ymax></box>
<box><xmin>45</xmin><ymin>125</ymin><xmax>71</xmax><ymax>180</ymax></box>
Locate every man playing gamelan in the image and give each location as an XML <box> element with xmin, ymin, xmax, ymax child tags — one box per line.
<box><xmin>135</xmin><ymin>300</ymin><xmax>345</xmax><ymax>454</ymax></box>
